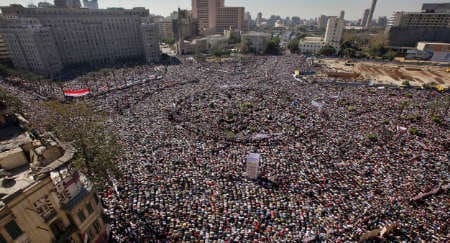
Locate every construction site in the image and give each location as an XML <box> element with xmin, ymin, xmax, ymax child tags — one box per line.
<box><xmin>319</xmin><ymin>59</ymin><xmax>449</xmax><ymax>88</ymax></box>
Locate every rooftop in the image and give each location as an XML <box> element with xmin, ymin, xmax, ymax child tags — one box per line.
<box><xmin>0</xmin><ymin>114</ymin><xmax>75</xmax><ymax>204</ymax></box>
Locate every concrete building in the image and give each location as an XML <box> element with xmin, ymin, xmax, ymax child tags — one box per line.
<box><xmin>340</xmin><ymin>10</ymin><xmax>345</xmax><ymax>20</ymax></box>
<box><xmin>324</xmin><ymin>16</ymin><xmax>344</xmax><ymax>51</ymax></box>
<box><xmin>54</xmin><ymin>0</ymin><xmax>81</xmax><ymax>8</ymax></box>
<box><xmin>377</xmin><ymin>16</ymin><xmax>387</xmax><ymax>27</ymax></box>
<box><xmin>318</xmin><ymin>15</ymin><xmax>328</xmax><ymax>29</ymax></box>
<box><xmin>191</xmin><ymin>0</ymin><xmax>245</xmax><ymax>34</ymax></box>
<box><xmin>38</xmin><ymin>2</ymin><xmax>53</xmax><ymax>8</ymax></box>
<box><xmin>386</xmin><ymin>5</ymin><xmax>450</xmax><ymax>48</ymax></box>
<box><xmin>82</xmin><ymin>0</ymin><xmax>98</xmax><ymax>10</ymax></box>
<box><xmin>0</xmin><ymin>114</ymin><xmax>106</xmax><ymax>243</ymax></box>
<box><xmin>179</xmin><ymin>34</ymin><xmax>227</xmax><ymax>54</ymax></box>
<box><xmin>0</xmin><ymin>5</ymin><xmax>161</xmax><ymax>76</ymax></box>
<box><xmin>216</xmin><ymin>7</ymin><xmax>245</xmax><ymax>34</ymax></box>
<box><xmin>256</xmin><ymin>12</ymin><xmax>263</xmax><ymax>27</ymax></box>
<box><xmin>298</xmin><ymin>37</ymin><xmax>325</xmax><ymax>54</ymax></box>
<box><xmin>0</xmin><ymin>34</ymin><xmax>10</xmax><ymax>64</ymax></box>
<box><xmin>241</xmin><ymin>31</ymin><xmax>271</xmax><ymax>54</ymax></box>
<box><xmin>156</xmin><ymin>20</ymin><xmax>175</xmax><ymax>40</ymax></box>
<box><xmin>365</xmin><ymin>0</ymin><xmax>378</xmax><ymax>28</ymax></box>
<box><xmin>361</xmin><ymin>9</ymin><xmax>370</xmax><ymax>26</ymax></box>
<box><xmin>422</xmin><ymin>3</ymin><xmax>450</xmax><ymax>13</ymax></box>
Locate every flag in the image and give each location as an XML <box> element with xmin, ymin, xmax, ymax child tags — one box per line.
<box><xmin>63</xmin><ymin>89</ymin><xmax>90</xmax><ymax>97</ymax></box>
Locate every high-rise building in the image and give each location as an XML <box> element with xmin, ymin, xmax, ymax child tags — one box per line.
<box><xmin>191</xmin><ymin>0</ymin><xmax>245</xmax><ymax>34</ymax></box>
<box><xmin>361</xmin><ymin>9</ymin><xmax>370</xmax><ymax>26</ymax></box>
<box><xmin>0</xmin><ymin>114</ymin><xmax>107</xmax><ymax>242</ymax></box>
<box><xmin>318</xmin><ymin>15</ymin><xmax>329</xmax><ymax>29</ymax></box>
<box><xmin>385</xmin><ymin>6</ymin><xmax>450</xmax><ymax>47</ymax></box>
<box><xmin>365</xmin><ymin>0</ymin><xmax>377</xmax><ymax>28</ymax></box>
<box><xmin>54</xmin><ymin>0</ymin><xmax>81</xmax><ymax>8</ymax></box>
<box><xmin>377</xmin><ymin>16</ymin><xmax>387</xmax><ymax>27</ymax></box>
<box><xmin>324</xmin><ymin>16</ymin><xmax>344</xmax><ymax>51</ymax></box>
<box><xmin>82</xmin><ymin>0</ymin><xmax>98</xmax><ymax>9</ymax></box>
<box><xmin>340</xmin><ymin>10</ymin><xmax>345</xmax><ymax>20</ymax></box>
<box><xmin>0</xmin><ymin>5</ymin><xmax>161</xmax><ymax>76</ymax></box>
<box><xmin>256</xmin><ymin>12</ymin><xmax>263</xmax><ymax>27</ymax></box>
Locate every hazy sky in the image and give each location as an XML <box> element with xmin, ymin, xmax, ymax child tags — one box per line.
<box><xmin>3</xmin><ymin>0</ymin><xmax>449</xmax><ymax>20</ymax></box>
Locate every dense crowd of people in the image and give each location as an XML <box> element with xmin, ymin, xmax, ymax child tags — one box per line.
<box><xmin>1</xmin><ymin>54</ymin><xmax>448</xmax><ymax>242</ymax></box>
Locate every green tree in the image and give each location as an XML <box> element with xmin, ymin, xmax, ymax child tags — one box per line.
<box><xmin>287</xmin><ymin>38</ymin><xmax>300</xmax><ymax>53</ymax></box>
<box><xmin>263</xmin><ymin>37</ymin><xmax>281</xmax><ymax>55</ymax></box>
<box><xmin>43</xmin><ymin>101</ymin><xmax>121</xmax><ymax>181</ymax></box>
<box><xmin>368</xmin><ymin>43</ymin><xmax>387</xmax><ymax>58</ymax></box>
<box><xmin>384</xmin><ymin>50</ymin><xmax>398</xmax><ymax>60</ymax></box>
<box><xmin>319</xmin><ymin>45</ymin><xmax>336</xmax><ymax>56</ymax></box>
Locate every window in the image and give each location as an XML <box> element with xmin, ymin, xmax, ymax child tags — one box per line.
<box><xmin>77</xmin><ymin>209</ymin><xmax>86</xmax><ymax>223</ymax></box>
<box><xmin>5</xmin><ymin>220</ymin><xmax>23</xmax><ymax>240</ymax></box>
<box><xmin>93</xmin><ymin>219</ymin><xmax>102</xmax><ymax>233</ymax></box>
<box><xmin>86</xmin><ymin>202</ymin><xmax>94</xmax><ymax>215</ymax></box>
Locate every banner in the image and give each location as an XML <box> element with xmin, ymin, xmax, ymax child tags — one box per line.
<box><xmin>63</xmin><ymin>89</ymin><xmax>90</xmax><ymax>97</ymax></box>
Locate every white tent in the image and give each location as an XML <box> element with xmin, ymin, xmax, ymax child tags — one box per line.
<box><xmin>246</xmin><ymin>153</ymin><xmax>260</xmax><ymax>179</ymax></box>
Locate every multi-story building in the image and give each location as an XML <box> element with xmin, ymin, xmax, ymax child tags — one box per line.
<box><xmin>216</xmin><ymin>7</ymin><xmax>245</xmax><ymax>34</ymax></box>
<box><xmin>361</xmin><ymin>9</ymin><xmax>370</xmax><ymax>26</ymax></box>
<box><xmin>54</xmin><ymin>0</ymin><xmax>81</xmax><ymax>8</ymax></box>
<box><xmin>82</xmin><ymin>0</ymin><xmax>98</xmax><ymax>10</ymax></box>
<box><xmin>340</xmin><ymin>10</ymin><xmax>345</xmax><ymax>20</ymax></box>
<box><xmin>156</xmin><ymin>20</ymin><xmax>175</xmax><ymax>40</ymax></box>
<box><xmin>0</xmin><ymin>34</ymin><xmax>10</xmax><ymax>64</ymax></box>
<box><xmin>386</xmin><ymin>3</ymin><xmax>450</xmax><ymax>48</ymax></box>
<box><xmin>422</xmin><ymin>3</ymin><xmax>450</xmax><ymax>13</ymax></box>
<box><xmin>256</xmin><ymin>12</ymin><xmax>263</xmax><ymax>27</ymax></box>
<box><xmin>191</xmin><ymin>0</ymin><xmax>245</xmax><ymax>34</ymax></box>
<box><xmin>0</xmin><ymin>5</ymin><xmax>161</xmax><ymax>76</ymax></box>
<box><xmin>0</xmin><ymin>114</ymin><xmax>106</xmax><ymax>243</ymax></box>
<box><xmin>241</xmin><ymin>31</ymin><xmax>271</xmax><ymax>54</ymax></box>
<box><xmin>324</xmin><ymin>16</ymin><xmax>344</xmax><ymax>51</ymax></box>
<box><xmin>298</xmin><ymin>37</ymin><xmax>325</xmax><ymax>54</ymax></box>
<box><xmin>318</xmin><ymin>15</ymin><xmax>328</xmax><ymax>30</ymax></box>
<box><xmin>365</xmin><ymin>0</ymin><xmax>378</xmax><ymax>28</ymax></box>
<box><xmin>299</xmin><ymin>16</ymin><xmax>344</xmax><ymax>54</ymax></box>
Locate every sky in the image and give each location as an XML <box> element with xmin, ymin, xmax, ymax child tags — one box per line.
<box><xmin>2</xmin><ymin>0</ymin><xmax>449</xmax><ymax>20</ymax></box>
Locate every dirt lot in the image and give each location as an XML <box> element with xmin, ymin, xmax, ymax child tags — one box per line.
<box><xmin>320</xmin><ymin>59</ymin><xmax>449</xmax><ymax>88</ymax></box>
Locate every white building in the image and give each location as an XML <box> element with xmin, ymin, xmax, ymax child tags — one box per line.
<box><xmin>324</xmin><ymin>16</ymin><xmax>344</xmax><ymax>51</ymax></box>
<box><xmin>241</xmin><ymin>31</ymin><xmax>271</xmax><ymax>54</ymax></box>
<box><xmin>298</xmin><ymin>37</ymin><xmax>325</xmax><ymax>54</ymax></box>
<box><xmin>0</xmin><ymin>5</ymin><xmax>161</xmax><ymax>76</ymax></box>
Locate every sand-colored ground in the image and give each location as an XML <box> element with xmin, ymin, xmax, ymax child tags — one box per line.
<box><xmin>321</xmin><ymin>59</ymin><xmax>449</xmax><ymax>88</ymax></box>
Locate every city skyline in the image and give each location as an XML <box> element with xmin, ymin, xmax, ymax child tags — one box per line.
<box><xmin>2</xmin><ymin>0</ymin><xmax>449</xmax><ymax>20</ymax></box>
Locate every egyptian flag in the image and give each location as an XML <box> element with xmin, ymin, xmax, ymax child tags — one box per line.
<box><xmin>63</xmin><ymin>88</ymin><xmax>90</xmax><ymax>97</ymax></box>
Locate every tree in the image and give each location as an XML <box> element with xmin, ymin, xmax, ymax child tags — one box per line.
<box><xmin>319</xmin><ymin>45</ymin><xmax>336</xmax><ymax>56</ymax></box>
<box><xmin>287</xmin><ymin>38</ymin><xmax>300</xmax><ymax>53</ymax></box>
<box><xmin>384</xmin><ymin>50</ymin><xmax>398</xmax><ymax>60</ymax></box>
<box><xmin>368</xmin><ymin>43</ymin><xmax>387</xmax><ymax>58</ymax></box>
<box><xmin>263</xmin><ymin>37</ymin><xmax>281</xmax><ymax>55</ymax></box>
<box><xmin>43</xmin><ymin>101</ymin><xmax>121</xmax><ymax>181</ymax></box>
<box><xmin>240</xmin><ymin>40</ymin><xmax>252</xmax><ymax>54</ymax></box>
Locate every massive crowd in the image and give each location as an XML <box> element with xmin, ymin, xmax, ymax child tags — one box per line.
<box><xmin>1</xmin><ymin>55</ymin><xmax>448</xmax><ymax>242</ymax></box>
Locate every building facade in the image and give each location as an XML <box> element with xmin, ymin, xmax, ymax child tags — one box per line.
<box><xmin>0</xmin><ymin>5</ymin><xmax>161</xmax><ymax>76</ymax></box>
<box><xmin>385</xmin><ymin>7</ymin><xmax>450</xmax><ymax>48</ymax></box>
<box><xmin>82</xmin><ymin>0</ymin><xmax>98</xmax><ymax>10</ymax></box>
<box><xmin>318</xmin><ymin>15</ymin><xmax>328</xmax><ymax>30</ymax></box>
<box><xmin>191</xmin><ymin>0</ymin><xmax>245</xmax><ymax>34</ymax></box>
<box><xmin>324</xmin><ymin>16</ymin><xmax>344</xmax><ymax>51</ymax></box>
<box><xmin>0</xmin><ymin>34</ymin><xmax>10</xmax><ymax>64</ymax></box>
<box><xmin>241</xmin><ymin>32</ymin><xmax>271</xmax><ymax>54</ymax></box>
<box><xmin>298</xmin><ymin>37</ymin><xmax>325</xmax><ymax>54</ymax></box>
<box><xmin>0</xmin><ymin>114</ymin><xmax>107</xmax><ymax>243</ymax></box>
<box><xmin>54</xmin><ymin>0</ymin><xmax>82</xmax><ymax>8</ymax></box>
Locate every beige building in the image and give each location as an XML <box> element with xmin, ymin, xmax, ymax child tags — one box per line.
<box><xmin>298</xmin><ymin>37</ymin><xmax>326</xmax><ymax>54</ymax></box>
<box><xmin>0</xmin><ymin>114</ymin><xmax>106</xmax><ymax>243</ymax></box>
<box><xmin>191</xmin><ymin>0</ymin><xmax>245</xmax><ymax>34</ymax></box>
<box><xmin>156</xmin><ymin>21</ymin><xmax>174</xmax><ymax>40</ymax></box>
<box><xmin>241</xmin><ymin>32</ymin><xmax>271</xmax><ymax>54</ymax></box>
<box><xmin>0</xmin><ymin>5</ymin><xmax>161</xmax><ymax>76</ymax></box>
<box><xmin>324</xmin><ymin>16</ymin><xmax>344</xmax><ymax>51</ymax></box>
